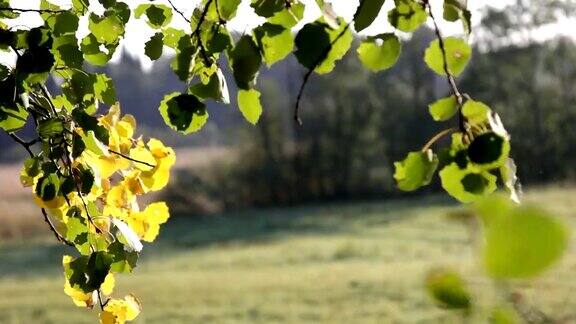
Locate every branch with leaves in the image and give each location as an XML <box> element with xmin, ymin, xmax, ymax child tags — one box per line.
<box><xmin>0</xmin><ymin>0</ymin><xmax>563</xmax><ymax>322</ymax></box>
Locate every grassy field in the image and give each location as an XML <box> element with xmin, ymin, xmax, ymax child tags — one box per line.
<box><xmin>0</xmin><ymin>187</ymin><xmax>575</xmax><ymax>323</ymax></box>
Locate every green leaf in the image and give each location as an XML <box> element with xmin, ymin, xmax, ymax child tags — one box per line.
<box><xmin>294</xmin><ymin>22</ymin><xmax>330</xmax><ymax>70</ymax></box>
<box><xmin>490</xmin><ymin>306</ymin><xmax>521</xmax><ymax>324</ymax></box>
<box><xmin>188</xmin><ymin>69</ymin><xmax>230</xmax><ymax>104</ymax></box>
<box><xmin>108</xmin><ymin>240</ymin><xmax>139</xmax><ymax>273</ymax></box>
<box><xmin>145</xmin><ymin>32</ymin><xmax>164</xmax><ymax>61</ymax></box>
<box><xmin>207</xmin><ymin>0</ymin><xmax>242</xmax><ymax>21</ymax></box>
<box><xmin>254</xmin><ymin>23</ymin><xmax>294</xmax><ymax>67</ymax></box>
<box><xmin>461</xmin><ymin>99</ymin><xmax>489</xmax><ymax>125</ymax></box>
<box><xmin>353</xmin><ymin>0</ymin><xmax>386</xmax><ymax>32</ymax></box>
<box><xmin>72</xmin><ymin>108</ymin><xmax>109</xmax><ymax>144</ymax></box>
<box><xmin>467</xmin><ymin>132</ymin><xmax>510</xmax><ymax>168</ymax></box>
<box><xmin>162</xmin><ymin>28</ymin><xmax>186</xmax><ymax>49</ymax></box>
<box><xmin>171</xmin><ymin>35</ymin><xmax>195</xmax><ymax>81</ymax></box>
<box><xmin>426</xmin><ymin>268</ymin><xmax>472</xmax><ymax>310</ymax></box>
<box><xmin>135</xmin><ymin>4</ymin><xmax>173</xmax><ymax>28</ymax></box>
<box><xmin>388</xmin><ymin>0</ymin><xmax>427</xmax><ymax>32</ymax></box>
<box><xmin>94</xmin><ymin>73</ymin><xmax>116</xmax><ymax>105</ymax></box>
<box><xmin>88</xmin><ymin>13</ymin><xmax>124</xmax><ymax>45</ymax></box>
<box><xmin>482</xmin><ymin>204</ymin><xmax>569</xmax><ymax>278</ymax></box>
<box><xmin>159</xmin><ymin>92</ymin><xmax>208</xmax><ymax>134</ymax></box>
<box><xmin>237</xmin><ymin>89</ymin><xmax>263</xmax><ymax>125</ymax></box>
<box><xmin>53</xmin><ymin>35</ymin><xmax>83</xmax><ymax>69</ymax></box>
<box><xmin>428</xmin><ymin>95</ymin><xmax>458</xmax><ymax>121</ymax></box>
<box><xmin>38</xmin><ymin>119</ymin><xmax>64</xmax><ymax>138</ymax></box>
<box><xmin>80</xmin><ymin>34</ymin><xmax>114</xmax><ymax>66</ymax></box>
<box><xmin>0</xmin><ymin>76</ymin><xmax>28</xmax><ymax>132</ymax></box>
<box><xmin>424</xmin><ymin>37</ymin><xmax>471</xmax><ymax>77</ymax></box>
<box><xmin>439</xmin><ymin>163</ymin><xmax>497</xmax><ymax>203</ymax></box>
<box><xmin>72</xmin><ymin>0</ymin><xmax>89</xmax><ymax>14</ymax></box>
<box><xmin>444</xmin><ymin>0</ymin><xmax>471</xmax><ymax>34</ymax></box>
<box><xmin>229</xmin><ymin>35</ymin><xmax>262</xmax><ymax>90</ymax></box>
<box><xmin>35</xmin><ymin>173</ymin><xmax>60</xmax><ymax>201</ymax></box>
<box><xmin>357</xmin><ymin>33</ymin><xmax>401</xmax><ymax>72</ymax></box>
<box><xmin>295</xmin><ymin>20</ymin><xmax>353</xmax><ymax>74</ymax></box>
<box><xmin>251</xmin><ymin>0</ymin><xmax>285</xmax><ymax>18</ymax></box>
<box><xmin>16</xmin><ymin>47</ymin><xmax>55</xmax><ymax>75</ymax></box>
<box><xmin>51</xmin><ymin>11</ymin><xmax>79</xmax><ymax>37</ymax></box>
<box><xmin>82</xmin><ymin>130</ymin><xmax>108</xmax><ymax>156</ymax></box>
<box><xmin>268</xmin><ymin>2</ymin><xmax>305</xmax><ymax>28</ymax></box>
<box><xmin>394</xmin><ymin>150</ymin><xmax>439</xmax><ymax>191</ymax></box>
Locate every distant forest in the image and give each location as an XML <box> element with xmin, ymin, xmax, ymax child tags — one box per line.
<box><xmin>2</xmin><ymin>24</ymin><xmax>576</xmax><ymax>209</ymax></box>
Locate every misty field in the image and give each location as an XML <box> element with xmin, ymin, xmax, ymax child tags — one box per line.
<box><xmin>0</xmin><ymin>187</ymin><xmax>575</xmax><ymax>323</ymax></box>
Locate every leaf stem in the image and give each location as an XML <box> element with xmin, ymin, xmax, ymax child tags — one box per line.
<box><xmin>421</xmin><ymin>128</ymin><xmax>457</xmax><ymax>152</ymax></box>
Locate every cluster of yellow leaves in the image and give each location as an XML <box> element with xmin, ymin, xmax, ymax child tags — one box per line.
<box><xmin>21</xmin><ymin>104</ymin><xmax>176</xmax><ymax>323</ymax></box>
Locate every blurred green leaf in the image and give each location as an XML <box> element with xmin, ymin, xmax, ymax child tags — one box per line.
<box><xmin>429</xmin><ymin>96</ymin><xmax>458</xmax><ymax>121</ymax></box>
<box><xmin>394</xmin><ymin>150</ymin><xmax>439</xmax><ymax>191</ymax></box>
<box><xmin>426</xmin><ymin>268</ymin><xmax>472</xmax><ymax>310</ymax></box>
<box><xmin>237</xmin><ymin>89</ymin><xmax>263</xmax><ymax>125</ymax></box>
<box><xmin>482</xmin><ymin>204</ymin><xmax>569</xmax><ymax>278</ymax></box>
<box><xmin>424</xmin><ymin>37</ymin><xmax>471</xmax><ymax>77</ymax></box>
<box><xmin>353</xmin><ymin>0</ymin><xmax>386</xmax><ymax>32</ymax></box>
<box><xmin>388</xmin><ymin>0</ymin><xmax>427</xmax><ymax>32</ymax></box>
<box><xmin>357</xmin><ymin>33</ymin><xmax>401</xmax><ymax>72</ymax></box>
<box><xmin>159</xmin><ymin>92</ymin><xmax>208</xmax><ymax>134</ymax></box>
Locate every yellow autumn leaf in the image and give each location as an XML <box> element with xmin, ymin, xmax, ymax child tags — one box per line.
<box><xmin>128</xmin><ymin>202</ymin><xmax>170</xmax><ymax>242</ymax></box>
<box><xmin>139</xmin><ymin>138</ymin><xmax>176</xmax><ymax>191</ymax></box>
<box><xmin>100</xmin><ymin>295</ymin><xmax>141</xmax><ymax>324</ymax></box>
<box><xmin>101</xmin><ymin>273</ymin><xmax>115</xmax><ymax>296</ymax></box>
<box><xmin>129</xmin><ymin>146</ymin><xmax>156</xmax><ymax>172</ymax></box>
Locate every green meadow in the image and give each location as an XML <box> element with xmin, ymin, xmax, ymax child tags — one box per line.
<box><xmin>1</xmin><ymin>187</ymin><xmax>575</xmax><ymax>323</ymax></box>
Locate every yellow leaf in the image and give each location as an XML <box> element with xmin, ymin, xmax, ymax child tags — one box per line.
<box><xmin>129</xmin><ymin>146</ymin><xmax>156</xmax><ymax>172</ymax></box>
<box><xmin>129</xmin><ymin>202</ymin><xmax>170</xmax><ymax>242</ymax></box>
<box><xmin>101</xmin><ymin>273</ymin><xmax>115</xmax><ymax>296</ymax></box>
<box><xmin>100</xmin><ymin>295</ymin><xmax>141</xmax><ymax>324</ymax></box>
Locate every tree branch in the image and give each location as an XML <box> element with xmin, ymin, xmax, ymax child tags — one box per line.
<box><xmin>0</xmin><ymin>7</ymin><xmax>67</xmax><ymax>14</ymax></box>
<box><xmin>424</xmin><ymin>0</ymin><xmax>466</xmax><ymax>132</ymax></box>
<box><xmin>294</xmin><ymin>22</ymin><xmax>353</xmax><ymax>125</ymax></box>
<box><xmin>192</xmin><ymin>0</ymin><xmax>215</xmax><ymax>64</ymax></box>
<box><xmin>108</xmin><ymin>149</ymin><xmax>156</xmax><ymax>168</ymax></box>
<box><xmin>166</xmin><ymin>0</ymin><xmax>191</xmax><ymax>24</ymax></box>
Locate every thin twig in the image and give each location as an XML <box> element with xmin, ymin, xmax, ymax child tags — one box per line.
<box><xmin>192</xmin><ymin>0</ymin><xmax>215</xmax><ymax>64</ymax></box>
<box><xmin>294</xmin><ymin>23</ymin><xmax>352</xmax><ymax>125</ymax></box>
<box><xmin>424</xmin><ymin>0</ymin><xmax>466</xmax><ymax>131</ymax></box>
<box><xmin>8</xmin><ymin>133</ymin><xmax>37</xmax><ymax>157</ymax></box>
<box><xmin>421</xmin><ymin>128</ymin><xmax>457</xmax><ymax>152</ymax></box>
<box><xmin>5</xmin><ymin>130</ymin><xmax>73</xmax><ymax>246</ymax></box>
<box><xmin>166</xmin><ymin>0</ymin><xmax>191</xmax><ymax>24</ymax></box>
<box><xmin>0</xmin><ymin>7</ymin><xmax>67</xmax><ymax>14</ymax></box>
<box><xmin>108</xmin><ymin>149</ymin><xmax>156</xmax><ymax>168</ymax></box>
<box><xmin>42</xmin><ymin>208</ymin><xmax>74</xmax><ymax>246</ymax></box>
<box><xmin>293</xmin><ymin>0</ymin><xmax>367</xmax><ymax>125</ymax></box>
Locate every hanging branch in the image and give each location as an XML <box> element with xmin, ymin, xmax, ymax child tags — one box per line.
<box><xmin>423</xmin><ymin>0</ymin><xmax>466</xmax><ymax>132</ymax></box>
<box><xmin>0</xmin><ymin>7</ymin><xmax>67</xmax><ymax>14</ymax></box>
<box><xmin>293</xmin><ymin>0</ymin><xmax>368</xmax><ymax>125</ymax></box>
<box><xmin>293</xmin><ymin>23</ymin><xmax>352</xmax><ymax>125</ymax></box>
<box><xmin>192</xmin><ymin>0</ymin><xmax>215</xmax><ymax>64</ymax></box>
<box><xmin>5</xmin><ymin>131</ymin><xmax>73</xmax><ymax>246</ymax></box>
<box><xmin>166</xmin><ymin>0</ymin><xmax>191</xmax><ymax>24</ymax></box>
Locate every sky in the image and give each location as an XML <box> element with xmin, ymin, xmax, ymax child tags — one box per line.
<box><xmin>2</xmin><ymin>0</ymin><xmax>575</xmax><ymax>68</ymax></box>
